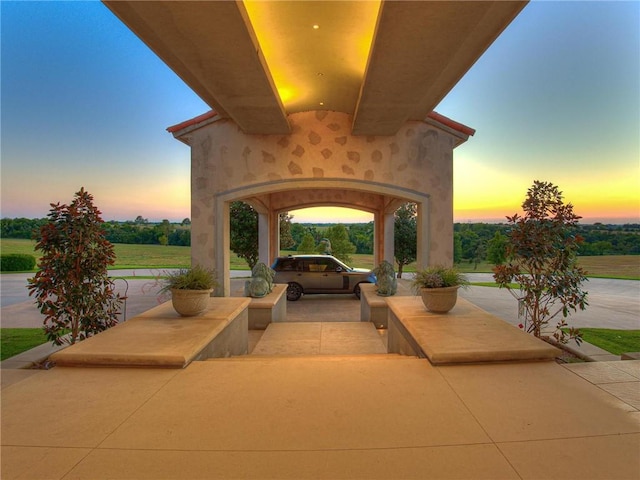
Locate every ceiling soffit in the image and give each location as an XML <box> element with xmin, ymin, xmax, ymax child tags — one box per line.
<box><xmin>103</xmin><ymin>1</ymin><xmax>526</xmax><ymax>136</ymax></box>
<box><xmin>243</xmin><ymin>1</ymin><xmax>380</xmax><ymax>115</ymax></box>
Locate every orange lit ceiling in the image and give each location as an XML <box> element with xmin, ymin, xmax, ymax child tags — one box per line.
<box><xmin>103</xmin><ymin>1</ymin><xmax>526</xmax><ymax>136</ymax></box>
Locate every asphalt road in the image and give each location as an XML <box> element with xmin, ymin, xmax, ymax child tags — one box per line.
<box><xmin>1</xmin><ymin>271</ymin><xmax>638</xmax><ymax>330</ymax></box>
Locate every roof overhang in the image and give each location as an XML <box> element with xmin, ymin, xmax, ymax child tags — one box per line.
<box><xmin>103</xmin><ymin>1</ymin><xmax>526</xmax><ymax>136</ymax></box>
<box><xmin>167</xmin><ymin>109</ymin><xmax>475</xmax><ymax>148</ymax></box>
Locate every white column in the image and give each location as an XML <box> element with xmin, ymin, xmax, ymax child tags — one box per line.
<box><xmin>258</xmin><ymin>212</ymin><xmax>269</xmax><ymax>265</ymax></box>
<box><xmin>190</xmin><ymin>149</ymin><xmax>215</xmax><ymax>279</ymax></box>
<box><xmin>383</xmin><ymin>212</ymin><xmax>395</xmax><ymax>265</ymax></box>
<box><xmin>214</xmin><ymin>199</ymin><xmax>230</xmax><ymax>296</ymax></box>
<box><xmin>416</xmin><ymin>200</ymin><xmax>430</xmax><ymax>269</ymax></box>
<box><xmin>269</xmin><ymin>211</ymin><xmax>281</xmax><ymax>264</ymax></box>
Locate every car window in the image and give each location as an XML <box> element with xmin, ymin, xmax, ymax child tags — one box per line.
<box><xmin>276</xmin><ymin>258</ymin><xmax>298</xmax><ymax>271</ymax></box>
<box><xmin>304</xmin><ymin>257</ymin><xmax>339</xmax><ymax>272</ymax></box>
<box><xmin>318</xmin><ymin>258</ymin><xmax>339</xmax><ymax>271</ymax></box>
<box><xmin>303</xmin><ymin>260</ymin><xmax>321</xmax><ymax>272</ymax></box>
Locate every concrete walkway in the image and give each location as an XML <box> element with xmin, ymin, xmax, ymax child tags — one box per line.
<box><xmin>2</xmin><ymin>356</ymin><xmax>639</xmax><ymax>479</ymax></box>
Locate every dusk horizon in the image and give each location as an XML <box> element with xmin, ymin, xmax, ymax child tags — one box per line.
<box><xmin>1</xmin><ymin>204</ymin><xmax>637</xmax><ymax>227</ymax></box>
<box><xmin>2</xmin><ymin>2</ymin><xmax>638</xmax><ymax>228</ymax></box>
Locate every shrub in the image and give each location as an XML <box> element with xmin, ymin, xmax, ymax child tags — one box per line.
<box><xmin>161</xmin><ymin>265</ymin><xmax>217</xmax><ymax>292</ymax></box>
<box><xmin>0</xmin><ymin>254</ymin><xmax>36</xmax><ymax>272</ymax></box>
<box><xmin>412</xmin><ymin>265</ymin><xmax>468</xmax><ymax>292</ymax></box>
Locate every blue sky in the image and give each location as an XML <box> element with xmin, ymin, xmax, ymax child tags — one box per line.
<box><xmin>1</xmin><ymin>1</ymin><xmax>638</xmax><ymax>224</ymax></box>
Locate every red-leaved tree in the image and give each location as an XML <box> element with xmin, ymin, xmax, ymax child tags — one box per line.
<box><xmin>493</xmin><ymin>181</ymin><xmax>588</xmax><ymax>344</ymax></box>
<box><xmin>28</xmin><ymin>188</ymin><xmax>122</xmax><ymax>345</ymax></box>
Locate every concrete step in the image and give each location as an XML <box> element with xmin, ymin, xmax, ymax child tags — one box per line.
<box><xmin>205</xmin><ymin>353</ymin><xmax>412</xmax><ymax>362</ymax></box>
<box><xmin>249</xmin><ymin>321</ymin><xmax>387</xmax><ymax>356</ymax></box>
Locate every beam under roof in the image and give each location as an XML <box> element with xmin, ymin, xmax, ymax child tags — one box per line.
<box><xmin>103</xmin><ymin>1</ymin><xmax>290</xmax><ymax>135</ymax></box>
<box><xmin>103</xmin><ymin>1</ymin><xmax>527</xmax><ymax>136</ymax></box>
<box><xmin>352</xmin><ymin>1</ymin><xmax>527</xmax><ymax>135</ymax></box>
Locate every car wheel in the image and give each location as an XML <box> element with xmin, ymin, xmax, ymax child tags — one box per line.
<box><xmin>286</xmin><ymin>282</ymin><xmax>303</xmax><ymax>301</ymax></box>
<box><xmin>354</xmin><ymin>283</ymin><xmax>363</xmax><ymax>299</ymax></box>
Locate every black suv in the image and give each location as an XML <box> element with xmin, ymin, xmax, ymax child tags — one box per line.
<box><xmin>271</xmin><ymin>255</ymin><xmax>376</xmax><ymax>301</ymax></box>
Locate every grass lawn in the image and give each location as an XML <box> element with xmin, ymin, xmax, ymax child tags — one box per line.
<box><xmin>0</xmin><ymin>238</ymin><xmax>250</xmax><ymax>271</ymax></box>
<box><xmin>470</xmin><ymin>282</ymin><xmax>520</xmax><ymax>289</ymax></box>
<box><xmin>577</xmin><ymin>328</ymin><xmax>640</xmax><ymax>356</ymax></box>
<box><xmin>0</xmin><ymin>328</ymin><xmax>48</xmax><ymax>361</ymax></box>
<box><xmin>2</xmin><ymin>238</ymin><xmax>638</xmax><ymax>279</ymax></box>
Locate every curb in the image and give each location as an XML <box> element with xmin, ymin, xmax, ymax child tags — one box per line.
<box><xmin>1</xmin><ymin>341</ymin><xmax>67</xmax><ymax>369</ymax></box>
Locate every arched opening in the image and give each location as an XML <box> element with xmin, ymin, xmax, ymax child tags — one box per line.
<box><xmin>216</xmin><ymin>181</ymin><xmax>423</xmax><ymax>295</ymax></box>
<box><xmin>290</xmin><ymin>207</ymin><xmax>374</xmax><ymax>224</ymax></box>
<box><xmin>177</xmin><ymin>111</ymin><xmax>470</xmax><ymax>295</ymax></box>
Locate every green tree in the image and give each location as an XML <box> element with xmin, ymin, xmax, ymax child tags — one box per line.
<box><xmin>297</xmin><ymin>233</ymin><xmax>317</xmax><ymax>253</ymax></box>
<box><xmin>348</xmin><ymin>222</ymin><xmax>374</xmax><ymax>254</ymax></box>
<box><xmin>487</xmin><ymin>231</ymin><xmax>508</xmax><ymax>265</ymax></box>
<box><xmin>458</xmin><ymin>226</ymin><xmax>481</xmax><ymax>261</ymax></box>
<box><xmin>157</xmin><ymin>219</ymin><xmax>172</xmax><ymax>246</ymax></box>
<box><xmin>453</xmin><ymin>233</ymin><xmax>463</xmax><ymax>263</ymax></box>
<box><xmin>324</xmin><ymin>224</ymin><xmax>356</xmax><ymax>264</ymax></box>
<box><xmin>168</xmin><ymin>229</ymin><xmax>191</xmax><ymax>246</ymax></box>
<box><xmin>493</xmin><ymin>181</ymin><xmax>588</xmax><ymax>344</ymax></box>
<box><xmin>0</xmin><ymin>217</ymin><xmax>46</xmax><ymax>239</ymax></box>
<box><xmin>230</xmin><ymin>201</ymin><xmax>259</xmax><ymax>268</ymax></box>
<box><xmin>27</xmin><ymin>188</ymin><xmax>122</xmax><ymax>345</ymax></box>
<box><xmin>394</xmin><ymin>203</ymin><xmax>417</xmax><ymax>278</ymax></box>
<box><xmin>279</xmin><ymin>212</ymin><xmax>296</xmax><ymax>250</ymax></box>
<box><xmin>472</xmin><ymin>240</ymin><xmax>487</xmax><ymax>269</ymax></box>
<box><xmin>290</xmin><ymin>223</ymin><xmax>307</xmax><ymax>247</ymax></box>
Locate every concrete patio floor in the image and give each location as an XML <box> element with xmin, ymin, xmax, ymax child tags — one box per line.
<box><xmin>2</xmin><ymin>275</ymin><xmax>639</xmax><ymax>478</ymax></box>
<box><xmin>2</xmin><ymin>355</ymin><xmax>639</xmax><ymax>479</ymax></box>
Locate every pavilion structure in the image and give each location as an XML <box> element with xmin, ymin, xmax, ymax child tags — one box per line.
<box><xmin>104</xmin><ymin>1</ymin><xmax>527</xmax><ymax>295</ymax></box>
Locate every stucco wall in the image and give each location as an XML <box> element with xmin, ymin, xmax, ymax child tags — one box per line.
<box><xmin>187</xmin><ymin>111</ymin><xmax>458</xmax><ymax>293</ymax></box>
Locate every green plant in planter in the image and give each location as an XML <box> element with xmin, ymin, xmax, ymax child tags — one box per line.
<box><xmin>161</xmin><ymin>265</ymin><xmax>217</xmax><ymax>293</ymax></box>
<box><xmin>411</xmin><ymin>265</ymin><xmax>468</xmax><ymax>292</ymax></box>
<box><xmin>161</xmin><ymin>265</ymin><xmax>218</xmax><ymax>317</ymax></box>
<box><xmin>411</xmin><ymin>265</ymin><xmax>468</xmax><ymax>313</ymax></box>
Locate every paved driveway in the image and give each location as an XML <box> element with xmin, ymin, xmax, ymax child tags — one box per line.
<box><xmin>459</xmin><ymin>274</ymin><xmax>640</xmax><ymax>330</ymax></box>
<box><xmin>1</xmin><ymin>271</ymin><xmax>638</xmax><ymax>330</ymax></box>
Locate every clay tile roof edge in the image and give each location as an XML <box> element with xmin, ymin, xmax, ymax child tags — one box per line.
<box><xmin>167</xmin><ymin>110</ymin><xmax>218</xmax><ymax>134</ymax></box>
<box><xmin>167</xmin><ymin>109</ymin><xmax>475</xmax><ymax>137</ymax></box>
<box><xmin>426</xmin><ymin>111</ymin><xmax>475</xmax><ymax>137</ymax></box>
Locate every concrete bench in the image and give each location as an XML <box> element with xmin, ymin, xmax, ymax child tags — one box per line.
<box><xmin>385</xmin><ymin>296</ymin><xmax>561</xmax><ymax>365</ymax></box>
<box><xmin>359</xmin><ymin>283</ymin><xmax>389</xmax><ymax>329</ymax></box>
<box><xmin>248</xmin><ymin>283</ymin><xmax>287</xmax><ymax>330</ymax></box>
<box><xmin>50</xmin><ymin>297</ymin><xmax>250</xmax><ymax>368</ymax></box>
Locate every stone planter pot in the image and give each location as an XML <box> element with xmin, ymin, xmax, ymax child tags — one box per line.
<box><xmin>420</xmin><ymin>286</ymin><xmax>460</xmax><ymax>313</ymax></box>
<box><xmin>170</xmin><ymin>288</ymin><xmax>213</xmax><ymax>316</ymax></box>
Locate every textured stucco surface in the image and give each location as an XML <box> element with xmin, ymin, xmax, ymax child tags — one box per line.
<box><xmin>187</xmin><ymin>111</ymin><xmax>461</xmax><ymax>294</ymax></box>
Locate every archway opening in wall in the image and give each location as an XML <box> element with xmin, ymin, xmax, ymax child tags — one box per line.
<box><xmin>393</xmin><ymin>202</ymin><xmax>418</xmax><ymax>279</ymax></box>
<box><xmin>284</xmin><ymin>206</ymin><xmax>376</xmax><ymax>270</ymax></box>
<box><xmin>219</xmin><ymin>180</ymin><xmax>429</xmax><ymax>297</ymax></box>
<box><xmin>291</xmin><ymin>207</ymin><xmax>374</xmax><ymax>224</ymax></box>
